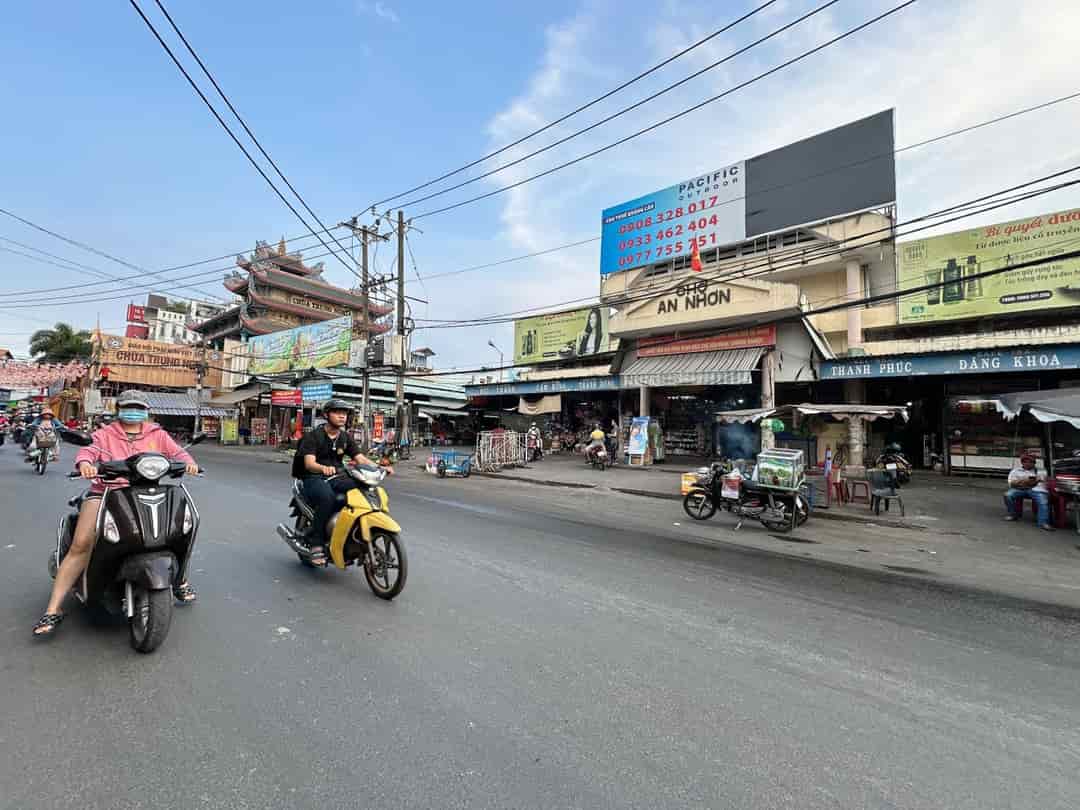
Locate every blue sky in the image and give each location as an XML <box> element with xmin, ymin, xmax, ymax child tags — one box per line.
<box><xmin>2</xmin><ymin>0</ymin><xmax>1079</xmax><ymax>368</ymax></box>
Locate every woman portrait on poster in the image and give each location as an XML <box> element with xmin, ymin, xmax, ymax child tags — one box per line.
<box><xmin>577</xmin><ymin>307</ymin><xmax>604</xmax><ymax>356</ymax></box>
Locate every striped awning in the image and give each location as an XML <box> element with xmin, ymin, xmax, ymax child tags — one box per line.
<box><xmin>621</xmin><ymin>347</ymin><xmax>763</xmax><ymax>388</ymax></box>
<box><xmin>142</xmin><ymin>391</ymin><xmax>234</xmax><ymax>418</ymax></box>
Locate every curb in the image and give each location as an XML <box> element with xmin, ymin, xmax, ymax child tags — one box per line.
<box><xmin>473</xmin><ymin>471</ymin><xmax>926</xmax><ymax>530</ymax></box>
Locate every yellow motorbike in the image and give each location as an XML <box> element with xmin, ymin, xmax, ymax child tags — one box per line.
<box><xmin>277</xmin><ymin>465</ymin><xmax>407</xmax><ymax>599</ymax></box>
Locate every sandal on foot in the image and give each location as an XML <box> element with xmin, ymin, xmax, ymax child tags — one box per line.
<box><xmin>308</xmin><ymin>546</ymin><xmax>328</xmax><ymax>567</ymax></box>
<box><xmin>32</xmin><ymin>613</ymin><xmax>65</xmax><ymax>638</ymax></box>
<box><xmin>173</xmin><ymin>582</ymin><xmax>198</xmax><ymax>604</ymax></box>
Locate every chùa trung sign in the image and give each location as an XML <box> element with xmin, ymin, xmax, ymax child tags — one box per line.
<box><xmin>821</xmin><ymin>345</ymin><xmax>1080</xmax><ymax>380</ymax></box>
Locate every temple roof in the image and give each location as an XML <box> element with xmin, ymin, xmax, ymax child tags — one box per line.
<box><xmin>235</xmin><ymin>239</ymin><xmax>324</xmax><ymax>278</ymax></box>
<box><xmin>246</xmin><ymin>267</ymin><xmax>393</xmax><ymax>315</ymax></box>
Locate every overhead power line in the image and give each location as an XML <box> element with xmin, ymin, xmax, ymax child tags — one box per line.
<box><xmin>397</xmin><ymin>0</ymin><xmax>842</xmax><ymax>210</ymax></box>
<box><xmin>412</xmin><ymin>166</ymin><xmax>1080</xmax><ymax>330</ymax></box>
<box><xmin>0</xmin><ymin>207</ymin><xmax>228</xmax><ymax>303</ymax></box>
<box><xmin>127</xmin><ymin>0</ymin><xmax>358</xmax><ymax>279</ymax></box>
<box><xmin>148</xmin><ymin>0</ymin><xmax>361</xmax><ymax>282</ymax></box>
<box><xmin>411</xmin><ymin>1</ymin><xmax>918</xmax><ymax>220</ymax></box>
<box><xmin>369</xmin><ymin>0</ymin><xmax>780</xmax><ymax>209</ymax></box>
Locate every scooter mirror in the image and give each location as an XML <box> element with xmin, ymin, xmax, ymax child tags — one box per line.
<box><xmin>58</xmin><ymin>427</ymin><xmax>94</xmax><ymax>447</ymax></box>
<box><xmin>187</xmin><ymin>432</ymin><xmax>208</xmax><ymax>447</ymax></box>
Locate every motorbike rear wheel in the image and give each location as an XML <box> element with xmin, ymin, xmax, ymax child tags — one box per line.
<box><xmin>364</xmin><ymin>532</ymin><xmax>407</xmax><ymax>600</ymax></box>
<box><xmin>128</xmin><ymin>586</ymin><xmax>173</xmax><ymax>653</ymax></box>
<box><xmin>683</xmin><ymin>490</ymin><xmax>717</xmax><ymax>520</ymax></box>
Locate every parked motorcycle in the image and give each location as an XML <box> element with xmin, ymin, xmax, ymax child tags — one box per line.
<box><xmin>276</xmin><ymin>465</ymin><xmax>407</xmax><ymax>599</ymax></box>
<box><xmin>875</xmin><ymin>442</ymin><xmax>912</xmax><ymax>486</ymax></box>
<box><xmin>683</xmin><ymin>463</ymin><xmax>809</xmax><ymax>533</ymax></box>
<box><xmin>586</xmin><ymin>444</ymin><xmax>608</xmax><ymax>471</ymax></box>
<box><xmin>52</xmin><ymin>430</ymin><xmax>206</xmax><ymax>653</ymax></box>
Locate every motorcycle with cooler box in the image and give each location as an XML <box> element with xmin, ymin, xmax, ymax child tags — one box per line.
<box><xmin>683</xmin><ymin>449</ymin><xmax>810</xmax><ymax>533</ymax></box>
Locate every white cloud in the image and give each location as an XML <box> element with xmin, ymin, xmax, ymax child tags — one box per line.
<box><xmin>414</xmin><ymin>0</ymin><xmax>1080</xmax><ymax>368</ymax></box>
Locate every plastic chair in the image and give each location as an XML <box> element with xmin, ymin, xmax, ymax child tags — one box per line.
<box><xmin>848</xmin><ymin>479</ymin><xmax>871</xmax><ymax>505</ymax></box>
<box><xmin>867</xmin><ymin>469</ymin><xmax>904</xmax><ymax>516</ymax></box>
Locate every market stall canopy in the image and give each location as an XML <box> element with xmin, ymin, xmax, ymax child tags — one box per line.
<box><xmin>621</xmin><ymin>347</ymin><xmax>764</xmax><ymax>388</ymax></box>
<box><xmin>715</xmin><ymin>403</ymin><xmax>909</xmax><ymax>424</ymax></box>
<box><xmin>209</xmin><ymin>383</ymin><xmax>269</xmax><ymax>408</ymax></box>
<box><xmin>143</xmin><ymin>391</ymin><xmax>234</xmax><ymax>418</ymax></box>
<box><xmin>993</xmin><ymin>389</ymin><xmax>1080</xmax><ymax>429</ymax></box>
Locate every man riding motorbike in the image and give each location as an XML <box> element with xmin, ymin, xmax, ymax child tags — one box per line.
<box><xmin>291</xmin><ymin>399</ymin><xmax>386</xmax><ymax>566</ymax></box>
<box><xmin>586</xmin><ymin>422</ymin><xmax>606</xmax><ymax>463</ymax></box>
<box><xmin>33</xmin><ymin>391</ymin><xmax>201</xmax><ymax>637</ymax></box>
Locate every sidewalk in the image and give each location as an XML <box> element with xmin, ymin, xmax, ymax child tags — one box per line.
<box><xmin>469</xmin><ymin>453</ymin><xmax>1080</xmax><ymax>612</ymax></box>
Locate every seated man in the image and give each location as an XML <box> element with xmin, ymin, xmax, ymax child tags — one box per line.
<box><xmin>1004</xmin><ymin>452</ymin><xmax>1053</xmax><ymax>531</ymax></box>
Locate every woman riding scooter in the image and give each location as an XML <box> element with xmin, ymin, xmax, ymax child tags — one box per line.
<box><xmin>33</xmin><ymin>391</ymin><xmax>201</xmax><ymax>638</ymax></box>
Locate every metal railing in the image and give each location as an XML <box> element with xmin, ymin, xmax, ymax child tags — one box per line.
<box><xmin>475</xmin><ymin>430</ymin><xmax>528</xmax><ymax>472</ymax></box>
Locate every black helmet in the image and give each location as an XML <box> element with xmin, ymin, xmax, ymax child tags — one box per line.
<box><xmin>322</xmin><ymin>398</ymin><xmax>353</xmax><ymax>414</ymax></box>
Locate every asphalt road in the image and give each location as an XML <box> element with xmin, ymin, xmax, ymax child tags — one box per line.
<box><xmin>2</xmin><ymin>443</ymin><xmax>1080</xmax><ymax>809</ymax></box>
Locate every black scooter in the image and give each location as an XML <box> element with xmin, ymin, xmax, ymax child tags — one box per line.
<box><xmin>53</xmin><ymin>429</ymin><xmax>205</xmax><ymax>653</ymax></box>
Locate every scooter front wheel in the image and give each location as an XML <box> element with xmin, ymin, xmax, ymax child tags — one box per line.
<box><xmin>683</xmin><ymin>491</ymin><xmax>716</xmax><ymax>520</ymax></box>
<box><xmin>364</xmin><ymin>532</ymin><xmax>407</xmax><ymax>600</ymax></box>
<box><xmin>128</xmin><ymin>586</ymin><xmax>173</xmax><ymax>653</ymax></box>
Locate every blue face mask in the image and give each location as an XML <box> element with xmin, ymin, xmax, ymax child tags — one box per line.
<box><xmin>118</xmin><ymin>408</ymin><xmax>148</xmax><ymax>424</ymax></box>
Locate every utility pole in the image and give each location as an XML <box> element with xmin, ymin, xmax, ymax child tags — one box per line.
<box><xmin>395</xmin><ymin>209</ymin><xmax>407</xmax><ymax>443</ymax></box>
<box><xmin>194</xmin><ymin>339</ymin><xmax>206</xmax><ymax>434</ymax></box>
<box><xmin>339</xmin><ymin>216</ymin><xmax>388</xmax><ymax>450</ymax></box>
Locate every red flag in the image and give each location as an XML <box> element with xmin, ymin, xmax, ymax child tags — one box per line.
<box><xmin>690</xmin><ymin>239</ymin><xmax>703</xmax><ymax>272</ymax></box>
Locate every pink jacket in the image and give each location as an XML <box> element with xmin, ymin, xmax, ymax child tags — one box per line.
<box><xmin>75</xmin><ymin>422</ymin><xmax>195</xmax><ymax>494</ymax></box>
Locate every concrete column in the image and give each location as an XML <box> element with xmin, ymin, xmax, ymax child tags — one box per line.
<box><xmin>760</xmin><ymin>350</ymin><xmax>775</xmax><ymax>451</ymax></box>
<box><xmin>846</xmin><ymin>258</ymin><xmax>863</xmax><ymax>354</ymax></box>
<box><xmin>638</xmin><ymin>385</ymin><xmax>650</xmax><ymax>417</ymax></box>
<box><xmin>844</xmin><ymin>378</ymin><xmax>866</xmax><ymax>468</ymax></box>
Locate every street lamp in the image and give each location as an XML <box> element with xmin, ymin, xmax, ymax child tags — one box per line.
<box><xmin>487</xmin><ymin>339</ymin><xmax>504</xmax><ymax>382</ymax></box>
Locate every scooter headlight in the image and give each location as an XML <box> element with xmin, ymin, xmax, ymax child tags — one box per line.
<box><xmin>134</xmin><ymin>455</ymin><xmax>171</xmax><ymax>481</ymax></box>
<box><xmin>102</xmin><ymin>511</ymin><xmax>121</xmax><ymax>544</ymax></box>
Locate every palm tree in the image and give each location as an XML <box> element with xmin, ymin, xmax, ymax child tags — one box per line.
<box><xmin>28</xmin><ymin>322</ymin><xmax>92</xmax><ymax>363</ymax></box>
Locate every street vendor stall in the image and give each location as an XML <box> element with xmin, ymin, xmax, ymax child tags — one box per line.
<box><xmin>714</xmin><ymin>404</ymin><xmax>909</xmax><ymax>467</ymax></box>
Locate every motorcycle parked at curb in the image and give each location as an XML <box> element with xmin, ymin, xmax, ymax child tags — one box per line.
<box><xmin>52</xmin><ymin>430</ymin><xmax>206</xmax><ymax>653</ymax></box>
<box><xmin>875</xmin><ymin>442</ymin><xmax>912</xmax><ymax>486</ymax></box>
<box><xmin>683</xmin><ymin>462</ymin><xmax>810</xmax><ymax>533</ymax></box>
<box><xmin>276</xmin><ymin>464</ymin><xmax>407</xmax><ymax>600</ymax></box>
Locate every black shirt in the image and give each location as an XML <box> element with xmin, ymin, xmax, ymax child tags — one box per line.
<box><xmin>292</xmin><ymin>426</ymin><xmax>360</xmax><ymax>478</ymax></box>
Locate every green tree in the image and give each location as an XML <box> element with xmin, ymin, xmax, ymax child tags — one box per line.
<box><xmin>28</xmin><ymin>322</ymin><xmax>92</xmax><ymax>363</ymax></box>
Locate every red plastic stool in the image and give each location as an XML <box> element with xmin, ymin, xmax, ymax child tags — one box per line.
<box><xmin>848</xmin><ymin>480</ymin><xmax>871</xmax><ymax>505</ymax></box>
<box><xmin>830</xmin><ymin>480</ymin><xmax>848</xmax><ymax>504</ymax></box>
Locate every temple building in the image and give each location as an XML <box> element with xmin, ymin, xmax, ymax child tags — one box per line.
<box><xmin>194</xmin><ymin>238</ymin><xmax>392</xmax><ymax>347</ymax></box>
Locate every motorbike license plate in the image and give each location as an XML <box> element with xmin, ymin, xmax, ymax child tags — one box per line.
<box><xmin>886</xmin><ymin>463</ymin><xmax>897</xmax><ymax>470</ymax></box>
<box><xmin>721</xmin><ymin>482</ymin><xmax>740</xmax><ymax>500</ymax></box>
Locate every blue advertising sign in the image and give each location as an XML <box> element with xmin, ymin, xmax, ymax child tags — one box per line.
<box><xmin>465</xmin><ymin>375</ymin><xmax>621</xmax><ymax>397</ymax></box>
<box><xmin>627</xmin><ymin>417</ymin><xmax>650</xmax><ymax>455</ymax></box>
<box><xmin>300</xmin><ymin>381</ymin><xmax>334</xmax><ymax>402</ymax></box>
<box><xmin>600</xmin><ymin>162</ymin><xmax>746</xmax><ymax>276</ymax></box>
<box><xmin>821</xmin><ymin>344</ymin><xmax>1080</xmax><ymax>380</ymax></box>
